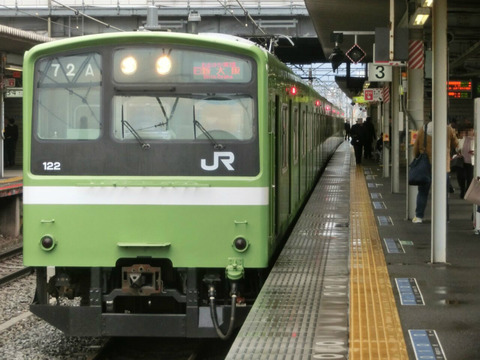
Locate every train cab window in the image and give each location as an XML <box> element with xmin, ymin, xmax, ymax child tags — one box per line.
<box><xmin>112</xmin><ymin>95</ymin><xmax>254</xmax><ymax>142</ymax></box>
<box><xmin>34</xmin><ymin>53</ymin><xmax>102</xmax><ymax>140</ymax></box>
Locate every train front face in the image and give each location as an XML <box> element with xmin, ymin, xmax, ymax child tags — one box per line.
<box><xmin>23</xmin><ymin>33</ymin><xmax>270</xmax><ymax>337</ymax></box>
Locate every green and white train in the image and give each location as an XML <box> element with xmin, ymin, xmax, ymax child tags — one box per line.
<box><xmin>23</xmin><ymin>32</ymin><xmax>344</xmax><ymax>338</ymax></box>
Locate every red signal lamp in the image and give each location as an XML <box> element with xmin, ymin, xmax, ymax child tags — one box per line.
<box><xmin>287</xmin><ymin>85</ymin><xmax>297</xmax><ymax>95</ymax></box>
<box><xmin>315</xmin><ymin>100</ymin><xmax>321</xmax><ymax>107</ymax></box>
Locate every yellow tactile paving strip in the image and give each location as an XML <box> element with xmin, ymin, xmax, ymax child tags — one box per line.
<box><xmin>349</xmin><ymin>165</ymin><xmax>408</xmax><ymax>359</ymax></box>
<box><xmin>0</xmin><ymin>176</ymin><xmax>22</xmax><ymax>184</ymax></box>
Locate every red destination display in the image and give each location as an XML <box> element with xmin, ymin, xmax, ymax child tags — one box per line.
<box><xmin>193</xmin><ymin>62</ymin><xmax>242</xmax><ymax>80</ymax></box>
<box><xmin>448</xmin><ymin>80</ymin><xmax>472</xmax><ymax>99</ymax></box>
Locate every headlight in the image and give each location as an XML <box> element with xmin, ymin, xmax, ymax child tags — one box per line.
<box><xmin>40</xmin><ymin>235</ymin><xmax>56</xmax><ymax>251</ymax></box>
<box><xmin>233</xmin><ymin>237</ymin><xmax>249</xmax><ymax>252</ymax></box>
<box><xmin>156</xmin><ymin>55</ymin><xmax>172</xmax><ymax>75</ymax></box>
<box><xmin>120</xmin><ymin>56</ymin><xmax>137</xmax><ymax>75</ymax></box>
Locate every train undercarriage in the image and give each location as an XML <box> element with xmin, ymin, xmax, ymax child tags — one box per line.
<box><xmin>30</xmin><ymin>260</ymin><xmax>263</xmax><ymax>338</ymax></box>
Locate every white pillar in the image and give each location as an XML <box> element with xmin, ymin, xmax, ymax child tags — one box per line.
<box><xmin>391</xmin><ymin>67</ymin><xmax>400</xmax><ymax>193</ymax></box>
<box><xmin>431</xmin><ymin>0</ymin><xmax>448</xmax><ymax>263</ymax></box>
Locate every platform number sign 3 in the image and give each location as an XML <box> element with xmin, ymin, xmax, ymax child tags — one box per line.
<box><xmin>368</xmin><ymin>63</ymin><xmax>392</xmax><ymax>82</ymax></box>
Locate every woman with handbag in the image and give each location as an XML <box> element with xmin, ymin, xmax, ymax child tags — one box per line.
<box><xmin>412</xmin><ymin>121</ymin><xmax>459</xmax><ymax>223</ymax></box>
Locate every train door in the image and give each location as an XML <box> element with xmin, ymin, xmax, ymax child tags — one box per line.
<box><xmin>275</xmin><ymin>99</ymin><xmax>290</xmax><ymax>235</ymax></box>
<box><xmin>290</xmin><ymin>105</ymin><xmax>300</xmax><ymax>215</ymax></box>
<box><xmin>269</xmin><ymin>96</ymin><xmax>277</xmax><ymax>241</ymax></box>
<box><xmin>300</xmin><ymin>109</ymin><xmax>307</xmax><ymax>200</ymax></box>
<box><xmin>312</xmin><ymin>108</ymin><xmax>322</xmax><ymax>177</ymax></box>
<box><xmin>306</xmin><ymin>110</ymin><xmax>313</xmax><ymax>188</ymax></box>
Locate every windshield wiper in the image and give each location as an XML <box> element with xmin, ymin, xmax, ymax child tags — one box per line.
<box><xmin>192</xmin><ymin>106</ymin><xmax>224</xmax><ymax>150</ymax></box>
<box><xmin>121</xmin><ymin>105</ymin><xmax>150</xmax><ymax>150</ymax></box>
<box><xmin>122</xmin><ymin>121</ymin><xmax>150</xmax><ymax>150</ymax></box>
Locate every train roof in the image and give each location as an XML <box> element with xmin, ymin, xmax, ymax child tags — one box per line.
<box><xmin>25</xmin><ymin>31</ymin><xmax>268</xmax><ymax>59</ymax></box>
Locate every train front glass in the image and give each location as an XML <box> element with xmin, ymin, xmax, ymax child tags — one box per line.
<box><xmin>31</xmin><ymin>45</ymin><xmax>259</xmax><ymax>177</ymax></box>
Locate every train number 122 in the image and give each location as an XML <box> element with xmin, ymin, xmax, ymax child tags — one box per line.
<box><xmin>42</xmin><ymin>162</ymin><xmax>61</xmax><ymax>171</ymax></box>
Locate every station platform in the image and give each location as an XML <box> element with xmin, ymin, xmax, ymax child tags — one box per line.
<box><xmin>0</xmin><ymin>166</ymin><xmax>22</xmax><ymax>196</ymax></box>
<box><xmin>0</xmin><ymin>167</ymin><xmax>23</xmax><ymax>239</ymax></box>
<box><xmin>226</xmin><ymin>141</ymin><xmax>480</xmax><ymax>360</ymax></box>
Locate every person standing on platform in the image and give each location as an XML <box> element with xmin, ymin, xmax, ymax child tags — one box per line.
<box><xmin>4</xmin><ymin>117</ymin><xmax>19</xmax><ymax>167</ymax></box>
<box><xmin>344</xmin><ymin>119</ymin><xmax>351</xmax><ymax>141</ymax></box>
<box><xmin>412</xmin><ymin>121</ymin><xmax>459</xmax><ymax>223</ymax></box>
<box><xmin>457</xmin><ymin>127</ymin><xmax>475</xmax><ymax>198</ymax></box>
<box><xmin>350</xmin><ymin>118</ymin><xmax>364</xmax><ymax>165</ymax></box>
<box><xmin>363</xmin><ymin>116</ymin><xmax>376</xmax><ymax>159</ymax></box>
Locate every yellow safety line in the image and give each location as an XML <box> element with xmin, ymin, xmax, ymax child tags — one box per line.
<box><xmin>0</xmin><ymin>176</ymin><xmax>22</xmax><ymax>184</ymax></box>
<box><xmin>349</xmin><ymin>165</ymin><xmax>408</xmax><ymax>359</ymax></box>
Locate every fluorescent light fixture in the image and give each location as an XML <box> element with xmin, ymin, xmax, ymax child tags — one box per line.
<box><xmin>5</xmin><ymin>65</ymin><xmax>23</xmax><ymax>72</ymax></box>
<box><xmin>422</xmin><ymin>0</ymin><xmax>433</xmax><ymax>7</ymax></box>
<box><xmin>410</xmin><ymin>7</ymin><xmax>430</xmax><ymax>27</ymax></box>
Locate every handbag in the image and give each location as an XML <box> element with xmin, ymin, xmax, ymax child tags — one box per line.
<box><xmin>450</xmin><ymin>154</ymin><xmax>464</xmax><ymax>170</ymax></box>
<box><xmin>464</xmin><ymin>177</ymin><xmax>480</xmax><ymax>205</ymax></box>
<box><xmin>408</xmin><ymin>125</ymin><xmax>431</xmax><ymax>186</ymax></box>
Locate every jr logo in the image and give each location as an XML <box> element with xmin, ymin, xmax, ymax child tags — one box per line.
<box><xmin>201</xmin><ymin>151</ymin><xmax>235</xmax><ymax>171</ymax></box>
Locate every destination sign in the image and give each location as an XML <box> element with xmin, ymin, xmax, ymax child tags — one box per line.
<box><xmin>193</xmin><ymin>62</ymin><xmax>243</xmax><ymax>81</ymax></box>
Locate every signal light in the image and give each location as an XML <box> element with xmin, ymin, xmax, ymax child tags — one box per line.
<box><xmin>287</xmin><ymin>86</ymin><xmax>297</xmax><ymax>96</ymax></box>
<box><xmin>315</xmin><ymin>100</ymin><xmax>321</xmax><ymax>107</ymax></box>
<box><xmin>329</xmin><ymin>46</ymin><xmax>345</xmax><ymax>72</ymax></box>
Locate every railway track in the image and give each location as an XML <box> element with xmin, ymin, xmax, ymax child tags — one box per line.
<box><xmin>89</xmin><ymin>336</ymin><xmax>234</xmax><ymax>359</ymax></box>
<box><xmin>0</xmin><ymin>246</ymin><xmax>34</xmax><ymax>287</ymax></box>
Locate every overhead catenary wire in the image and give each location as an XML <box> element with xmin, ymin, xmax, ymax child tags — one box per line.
<box><xmin>50</xmin><ymin>0</ymin><xmax>124</xmax><ymax>32</ymax></box>
<box><xmin>216</xmin><ymin>0</ymin><xmax>246</xmax><ymax>29</ymax></box>
<box><xmin>0</xmin><ymin>4</ymin><xmax>78</xmax><ymax>34</ymax></box>
<box><xmin>234</xmin><ymin>0</ymin><xmax>266</xmax><ymax>35</ymax></box>
<box><xmin>216</xmin><ymin>0</ymin><xmax>266</xmax><ymax>35</ymax></box>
